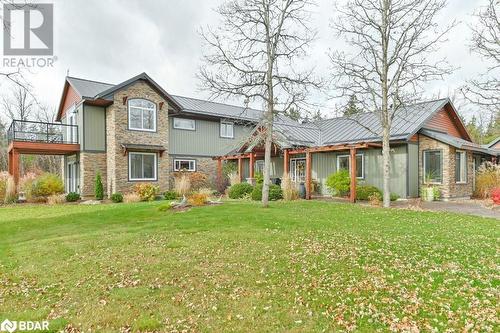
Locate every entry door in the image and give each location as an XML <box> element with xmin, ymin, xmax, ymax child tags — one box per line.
<box><xmin>67</xmin><ymin>161</ymin><xmax>78</xmax><ymax>193</ymax></box>
<box><xmin>290</xmin><ymin>158</ymin><xmax>306</xmax><ymax>182</ymax></box>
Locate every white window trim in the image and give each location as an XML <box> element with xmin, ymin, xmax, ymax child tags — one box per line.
<box><xmin>336</xmin><ymin>154</ymin><xmax>364</xmax><ymax>179</ymax></box>
<box><xmin>289</xmin><ymin>158</ymin><xmax>306</xmax><ymax>182</ymax></box>
<box><xmin>173</xmin><ymin>159</ymin><xmax>196</xmax><ymax>172</ymax></box>
<box><xmin>220</xmin><ymin>121</ymin><xmax>234</xmax><ymax>138</ymax></box>
<box><xmin>128</xmin><ymin>152</ymin><xmax>157</xmax><ymax>181</ymax></box>
<box><xmin>455</xmin><ymin>150</ymin><xmax>467</xmax><ymax>184</ymax></box>
<box><xmin>423</xmin><ymin>150</ymin><xmax>443</xmax><ymax>184</ymax></box>
<box><xmin>128</xmin><ymin>99</ymin><xmax>157</xmax><ymax>132</ymax></box>
<box><xmin>173</xmin><ymin>117</ymin><xmax>196</xmax><ymax>131</ymax></box>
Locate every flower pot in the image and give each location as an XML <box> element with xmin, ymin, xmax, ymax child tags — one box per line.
<box><xmin>298</xmin><ymin>182</ymin><xmax>306</xmax><ymax>199</ymax></box>
<box><xmin>424</xmin><ymin>187</ymin><xmax>434</xmax><ymax>202</ymax></box>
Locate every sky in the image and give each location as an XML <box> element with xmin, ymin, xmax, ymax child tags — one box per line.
<box><xmin>0</xmin><ymin>0</ymin><xmax>492</xmax><ymax>121</ymax></box>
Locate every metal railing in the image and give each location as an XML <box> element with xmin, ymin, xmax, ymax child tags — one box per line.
<box><xmin>7</xmin><ymin>119</ymin><xmax>79</xmax><ymax>144</ymax></box>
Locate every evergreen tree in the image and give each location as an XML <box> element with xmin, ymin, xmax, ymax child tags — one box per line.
<box><xmin>285</xmin><ymin>107</ymin><xmax>301</xmax><ymax>121</ymax></box>
<box><xmin>343</xmin><ymin>95</ymin><xmax>361</xmax><ymax>116</ymax></box>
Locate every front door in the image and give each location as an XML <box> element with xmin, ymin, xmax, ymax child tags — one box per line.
<box><xmin>290</xmin><ymin>158</ymin><xmax>306</xmax><ymax>182</ymax></box>
<box><xmin>67</xmin><ymin>160</ymin><xmax>79</xmax><ymax>193</ymax></box>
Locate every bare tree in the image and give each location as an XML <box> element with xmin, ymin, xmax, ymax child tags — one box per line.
<box><xmin>461</xmin><ymin>0</ymin><xmax>499</xmax><ymax>114</ymax></box>
<box><xmin>2</xmin><ymin>86</ymin><xmax>35</xmax><ymax>121</ymax></box>
<box><xmin>199</xmin><ymin>0</ymin><xmax>320</xmax><ymax>207</ymax></box>
<box><xmin>330</xmin><ymin>0</ymin><xmax>455</xmax><ymax>207</ymax></box>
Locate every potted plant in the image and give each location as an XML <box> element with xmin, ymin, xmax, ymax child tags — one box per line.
<box><xmin>423</xmin><ymin>172</ymin><xmax>436</xmax><ymax>202</ymax></box>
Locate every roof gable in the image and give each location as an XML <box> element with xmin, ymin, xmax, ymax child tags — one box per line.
<box><xmin>56</xmin><ymin>81</ymin><xmax>82</xmax><ymax>121</ymax></box>
<box><xmin>421</xmin><ymin>102</ymin><xmax>471</xmax><ymax>141</ymax></box>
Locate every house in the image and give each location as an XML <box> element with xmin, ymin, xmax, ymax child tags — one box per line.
<box><xmin>6</xmin><ymin>72</ymin><xmax>498</xmax><ymax>200</ymax></box>
<box><xmin>485</xmin><ymin>137</ymin><xmax>500</xmax><ymax>151</ymax></box>
<box><xmin>217</xmin><ymin>99</ymin><xmax>499</xmax><ymax>200</ymax></box>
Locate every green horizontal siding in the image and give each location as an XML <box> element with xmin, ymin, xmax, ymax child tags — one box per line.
<box><xmin>169</xmin><ymin>118</ymin><xmax>253</xmax><ymax>156</ymax></box>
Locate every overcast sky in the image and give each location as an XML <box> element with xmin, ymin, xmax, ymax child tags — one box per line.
<box><xmin>0</xmin><ymin>0</ymin><xmax>492</xmax><ymax>120</ymax></box>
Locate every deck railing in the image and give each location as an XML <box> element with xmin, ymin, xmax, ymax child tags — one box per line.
<box><xmin>7</xmin><ymin>120</ymin><xmax>79</xmax><ymax>145</ymax></box>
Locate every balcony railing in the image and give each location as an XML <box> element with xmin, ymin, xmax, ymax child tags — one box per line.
<box><xmin>7</xmin><ymin>120</ymin><xmax>79</xmax><ymax>145</ymax></box>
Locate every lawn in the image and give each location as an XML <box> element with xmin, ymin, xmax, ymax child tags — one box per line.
<box><xmin>0</xmin><ymin>201</ymin><xmax>498</xmax><ymax>332</ymax></box>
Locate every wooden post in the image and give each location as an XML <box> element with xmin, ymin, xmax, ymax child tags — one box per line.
<box><xmin>238</xmin><ymin>156</ymin><xmax>243</xmax><ymax>182</ymax></box>
<box><xmin>350</xmin><ymin>148</ymin><xmax>357</xmax><ymax>203</ymax></box>
<box><xmin>249</xmin><ymin>153</ymin><xmax>255</xmax><ymax>178</ymax></box>
<box><xmin>305</xmin><ymin>150</ymin><xmax>312</xmax><ymax>199</ymax></box>
<box><xmin>11</xmin><ymin>150</ymin><xmax>20</xmax><ymax>185</ymax></box>
<box><xmin>283</xmin><ymin>149</ymin><xmax>289</xmax><ymax>176</ymax></box>
<box><xmin>216</xmin><ymin>158</ymin><xmax>223</xmax><ymax>188</ymax></box>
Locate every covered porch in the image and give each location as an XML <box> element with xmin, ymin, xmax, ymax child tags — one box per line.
<box><xmin>215</xmin><ymin>141</ymin><xmax>382</xmax><ymax>202</ymax></box>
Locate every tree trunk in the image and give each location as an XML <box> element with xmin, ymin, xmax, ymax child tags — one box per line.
<box><xmin>261</xmin><ymin>114</ymin><xmax>273</xmax><ymax>207</ymax></box>
<box><xmin>382</xmin><ymin>126</ymin><xmax>391</xmax><ymax>207</ymax></box>
<box><xmin>381</xmin><ymin>0</ymin><xmax>391</xmax><ymax>208</ymax></box>
<box><xmin>262</xmin><ymin>4</ymin><xmax>273</xmax><ymax>208</ymax></box>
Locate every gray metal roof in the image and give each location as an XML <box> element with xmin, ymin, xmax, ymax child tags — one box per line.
<box><xmin>66</xmin><ymin>77</ymin><xmax>114</xmax><ymax>99</ymax></box>
<box><xmin>420</xmin><ymin>129</ymin><xmax>497</xmax><ymax>155</ymax></box>
<box><xmin>485</xmin><ymin>137</ymin><xmax>500</xmax><ymax>148</ymax></box>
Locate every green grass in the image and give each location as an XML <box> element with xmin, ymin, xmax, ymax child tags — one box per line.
<box><xmin>0</xmin><ymin>201</ymin><xmax>498</xmax><ymax>332</ymax></box>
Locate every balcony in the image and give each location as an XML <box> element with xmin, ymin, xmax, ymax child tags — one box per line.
<box><xmin>8</xmin><ymin>119</ymin><xmax>79</xmax><ymax>145</ymax></box>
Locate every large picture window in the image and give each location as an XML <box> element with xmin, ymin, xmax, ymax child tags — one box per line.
<box><xmin>128</xmin><ymin>99</ymin><xmax>156</xmax><ymax>132</ymax></box>
<box><xmin>174</xmin><ymin>159</ymin><xmax>196</xmax><ymax>172</ymax></box>
<box><xmin>173</xmin><ymin>118</ymin><xmax>196</xmax><ymax>130</ymax></box>
<box><xmin>129</xmin><ymin>152</ymin><xmax>157</xmax><ymax>181</ymax></box>
<box><xmin>423</xmin><ymin>150</ymin><xmax>442</xmax><ymax>183</ymax></box>
<box><xmin>336</xmin><ymin>154</ymin><xmax>364</xmax><ymax>179</ymax></box>
<box><xmin>220</xmin><ymin>121</ymin><xmax>234</xmax><ymax>138</ymax></box>
<box><xmin>455</xmin><ymin>151</ymin><xmax>467</xmax><ymax>183</ymax></box>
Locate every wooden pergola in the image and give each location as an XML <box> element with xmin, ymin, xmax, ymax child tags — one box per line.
<box><xmin>215</xmin><ymin>142</ymin><xmax>381</xmax><ymax>202</ymax></box>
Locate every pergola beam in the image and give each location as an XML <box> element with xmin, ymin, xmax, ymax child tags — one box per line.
<box><xmin>350</xmin><ymin>147</ymin><xmax>357</xmax><ymax>203</ymax></box>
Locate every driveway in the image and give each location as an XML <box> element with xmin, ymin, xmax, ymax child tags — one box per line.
<box><xmin>392</xmin><ymin>199</ymin><xmax>500</xmax><ymax>219</ymax></box>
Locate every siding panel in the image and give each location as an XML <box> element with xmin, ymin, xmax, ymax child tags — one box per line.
<box><xmin>424</xmin><ymin>107</ymin><xmax>462</xmax><ymax>138</ymax></box>
<box><xmin>83</xmin><ymin>105</ymin><xmax>106</xmax><ymax>151</ymax></box>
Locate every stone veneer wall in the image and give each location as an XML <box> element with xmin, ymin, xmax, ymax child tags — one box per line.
<box><xmin>106</xmin><ymin>81</ymin><xmax>169</xmax><ymax>196</ymax></box>
<box><xmin>80</xmin><ymin>152</ymin><xmax>107</xmax><ymax>197</ymax></box>
<box><xmin>169</xmin><ymin>157</ymin><xmax>218</xmax><ymax>189</ymax></box>
<box><xmin>418</xmin><ymin>135</ymin><xmax>474</xmax><ymax>199</ymax></box>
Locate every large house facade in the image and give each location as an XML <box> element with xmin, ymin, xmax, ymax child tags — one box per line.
<box><xmin>7</xmin><ymin>72</ymin><xmax>499</xmax><ymax>200</ymax></box>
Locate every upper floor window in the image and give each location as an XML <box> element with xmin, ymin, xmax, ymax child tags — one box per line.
<box><xmin>173</xmin><ymin>117</ymin><xmax>196</xmax><ymax>131</ymax></box>
<box><xmin>455</xmin><ymin>151</ymin><xmax>467</xmax><ymax>183</ymax></box>
<box><xmin>423</xmin><ymin>150</ymin><xmax>442</xmax><ymax>184</ymax></box>
<box><xmin>128</xmin><ymin>99</ymin><xmax>156</xmax><ymax>132</ymax></box>
<box><xmin>337</xmin><ymin>154</ymin><xmax>364</xmax><ymax>179</ymax></box>
<box><xmin>220</xmin><ymin>121</ymin><xmax>234</xmax><ymax>138</ymax></box>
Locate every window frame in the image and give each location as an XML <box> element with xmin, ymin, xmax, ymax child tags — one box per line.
<box><xmin>173</xmin><ymin>159</ymin><xmax>196</xmax><ymax>172</ymax></box>
<box><xmin>423</xmin><ymin>149</ymin><xmax>443</xmax><ymax>184</ymax></box>
<box><xmin>220</xmin><ymin>121</ymin><xmax>234</xmax><ymax>138</ymax></box>
<box><xmin>289</xmin><ymin>158</ymin><xmax>307</xmax><ymax>182</ymax></box>
<box><xmin>128</xmin><ymin>152</ymin><xmax>158</xmax><ymax>181</ymax></box>
<box><xmin>173</xmin><ymin>117</ymin><xmax>196</xmax><ymax>131</ymax></box>
<box><xmin>127</xmin><ymin>98</ymin><xmax>157</xmax><ymax>132</ymax></box>
<box><xmin>455</xmin><ymin>150</ymin><xmax>467</xmax><ymax>184</ymax></box>
<box><xmin>336</xmin><ymin>153</ymin><xmax>365</xmax><ymax>179</ymax></box>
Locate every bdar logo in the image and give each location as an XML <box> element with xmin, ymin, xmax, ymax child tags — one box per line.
<box><xmin>0</xmin><ymin>319</ymin><xmax>17</xmax><ymax>333</ymax></box>
<box><xmin>3</xmin><ymin>3</ymin><xmax>53</xmax><ymax>55</ymax></box>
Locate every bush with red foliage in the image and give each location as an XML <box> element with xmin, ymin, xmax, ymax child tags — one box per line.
<box><xmin>491</xmin><ymin>188</ymin><xmax>500</xmax><ymax>205</ymax></box>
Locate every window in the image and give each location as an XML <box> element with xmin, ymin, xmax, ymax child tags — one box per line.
<box><xmin>220</xmin><ymin>121</ymin><xmax>234</xmax><ymax>138</ymax></box>
<box><xmin>128</xmin><ymin>99</ymin><xmax>156</xmax><ymax>132</ymax></box>
<box><xmin>129</xmin><ymin>152</ymin><xmax>157</xmax><ymax>181</ymax></box>
<box><xmin>455</xmin><ymin>151</ymin><xmax>467</xmax><ymax>183</ymax></box>
<box><xmin>174</xmin><ymin>159</ymin><xmax>196</xmax><ymax>171</ymax></box>
<box><xmin>423</xmin><ymin>150</ymin><xmax>442</xmax><ymax>183</ymax></box>
<box><xmin>290</xmin><ymin>158</ymin><xmax>306</xmax><ymax>182</ymax></box>
<box><xmin>336</xmin><ymin>154</ymin><xmax>364</xmax><ymax>179</ymax></box>
<box><xmin>255</xmin><ymin>160</ymin><xmax>264</xmax><ymax>174</ymax></box>
<box><xmin>173</xmin><ymin>118</ymin><xmax>195</xmax><ymax>130</ymax></box>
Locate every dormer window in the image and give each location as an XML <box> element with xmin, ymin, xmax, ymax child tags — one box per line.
<box><xmin>128</xmin><ymin>99</ymin><xmax>156</xmax><ymax>132</ymax></box>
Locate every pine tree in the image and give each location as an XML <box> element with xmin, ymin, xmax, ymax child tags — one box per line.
<box><xmin>343</xmin><ymin>95</ymin><xmax>361</xmax><ymax>116</ymax></box>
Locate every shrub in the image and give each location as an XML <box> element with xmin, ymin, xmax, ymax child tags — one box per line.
<box><xmin>223</xmin><ymin>161</ymin><xmax>237</xmax><ymax>178</ymax></box>
<box><xmin>197</xmin><ymin>187</ymin><xmax>215</xmax><ymax>197</ymax></box>
<box><xmin>19</xmin><ymin>172</ymin><xmax>38</xmax><ymax>202</ymax></box>
<box><xmin>47</xmin><ymin>194</ymin><xmax>66</xmax><ymax>205</ymax></box>
<box><xmin>281</xmin><ymin>173</ymin><xmax>298</xmax><ymax>201</ymax></box>
<box><xmin>134</xmin><ymin>183</ymin><xmax>159</xmax><ymax>201</ymax></box>
<box><xmin>251</xmin><ymin>184</ymin><xmax>283</xmax><ymax>201</ymax></box>
<box><xmin>4</xmin><ymin>175</ymin><xmax>17</xmax><ymax>204</ymax></box>
<box><xmin>491</xmin><ymin>188</ymin><xmax>500</xmax><ymax>205</ymax></box>
<box><xmin>95</xmin><ymin>172</ymin><xmax>104</xmax><ymax>200</ymax></box>
<box><xmin>111</xmin><ymin>193</ymin><xmax>123</xmax><ymax>203</ymax></box>
<box><xmin>356</xmin><ymin>185</ymin><xmax>381</xmax><ymax>200</ymax></box>
<box><xmin>390</xmin><ymin>193</ymin><xmax>400</xmax><ymax>201</ymax></box>
<box><xmin>32</xmin><ymin>173</ymin><xmax>64</xmax><ymax>198</ymax></box>
<box><xmin>255</xmin><ymin>172</ymin><xmax>264</xmax><ymax>185</ymax></box>
<box><xmin>66</xmin><ymin>192</ymin><xmax>80</xmax><ymax>202</ymax></box>
<box><xmin>174</xmin><ymin>173</ymin><xmax>191</xmax><ymax>196</ymax></box>
<box><xmin>475</xmin><ymin>162</ymin><xmax>500</xmax><ymax>198</ymax></box>
<box><xmin>368</xmin><ymin>192</ymin><xmax>382</xmax><ymax>206</ymax></box>
<box><xmin>189</xmin><ymin>172</ymin><xmax>209</xmax><ymax>190</ymax></box>
<box><xmin>164</xmin><ymin>191</ymin><xmax>178</xmax><ymax>200</ymax></box>
<box><xmin>326</xmin><ymin>170</ymin><xmax>350</xmax><ymax>197</ymax></box>
<box><xmin>188</xmin><ymin>193</ymin><xmax>208</xmax><ymax>206</ymax></box>
<box><xmin>228</xmin><ymin>182</ymin><xmax>253</xmax><ymax>199</ymax></box>
<box><xmin>157</xmin><ymin>203</ymin><xmax>172</xmax><ymax>212</ymax></box>
<box><xmin>0</xmin><ymin>171</ymin><xmax>9</xmax><ymax>202</ymax></box>
<box><xmin>124</xmin><ymin>193</ymin><xmax>141</xmax><ymax>203</ymax></box>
